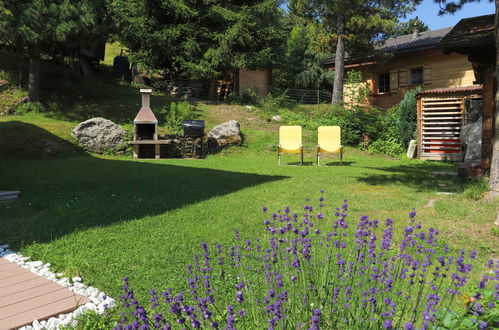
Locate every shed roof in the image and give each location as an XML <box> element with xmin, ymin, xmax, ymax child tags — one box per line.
<box><xmin>440</xmin><ymin>14</ymin><xmax>494</xmax><ymax>54</ymax></box>
<box><xmin>417</xmin><ymin>85</ymin><xmax>483</xmax><ymax>95</ymax></box>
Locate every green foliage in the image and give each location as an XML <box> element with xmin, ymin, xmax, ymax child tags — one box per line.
<box><xmin>434</xmin><ymin>288</ymin><xmax>499</xmax><ymax>329</ymax></box>
<box><xmin>396</xmin><ymin>87</ymin><xmax>420</xmax><ymax>147</ymax></box>
<box><xmin>368</xmin><ymin>138</ymin><xmax>404</xmax><ymax>157</ymax></box>
<box><xmin>226</xmin><ymin>88</ymin><xmax>260</xmax><ymax>105</ymax></box>
<box><xmin>463</xmin><ymin>177</ymin><xmax>490</xmax><ymax>200</ymax></box>
<box><xmin>165</xmin><ymin>101</ymin><xmax>195</xmax><ymax>134</ymax></box>
<box><xmin>317</xmin><ymin>107</ymin><xmax>381</xmax><ymax>145</ymax></box>
<box><xmin>259</xmin><ymin>92</ymin><xmax>296</xmax><ymax>116</ymax></box>
<box><xmin>109</xmin><ymin>0</ymin><xmax>285</xmax><ymax>79</ymax></box>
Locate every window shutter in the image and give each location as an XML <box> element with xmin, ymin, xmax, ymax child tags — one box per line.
<box><xmin>399</xmin><ymin>70</ymin><xmax>408</xmax><ymax>87</ymax></box>
<box><xmin>423</xmin><ymin>65</ymin><xmax>432</xmax><ymax>85</ymax></box>
<box><xmin>390</xmin><ymin>70</ymin><xmax>398</xmax><ymax>93</ymax></box>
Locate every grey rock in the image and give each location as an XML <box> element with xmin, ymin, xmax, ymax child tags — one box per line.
<box><xmin>72</xmin><ymin>117</ymin><xmax>127</xmax><ymax>154</ymax></box>
<box><xmin>208</xmin><ymin>120</ymin><xmax>243</xmax><ymax>152</ymax></box>
<box><xmin>461</xmin><ymin>115</ymin><xmax>482</xmax><ymax>162</ymax></box>
<box><xmin>271</xmin><ymin>115</ymin><xmax>282</xmax><ymax>122</ymax></box>
<box><xmin>406</xmin><ymin>139</ymin><xmax>417</xmax><ymax>159</ymax></box>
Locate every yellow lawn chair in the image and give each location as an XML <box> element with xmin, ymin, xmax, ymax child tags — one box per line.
<box><xmin>278</xmin><ymin>126</ymin><xmax>303</xmax><ymax>165</ymax></box>
<box><xmin>317</xmin><ymin>126</ymin><xmax>343</xmax><ymax>166</ymax></box>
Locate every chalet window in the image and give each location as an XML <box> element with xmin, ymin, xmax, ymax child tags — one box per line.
<box><xmin>410</xmin><ymin>67</ymin><xmax>423</xmax><ymax>85</ymax></box>
<box><xmin>377</xmin><ymin>73</ymin><xmax>390</xmax><ymax>93</ymax></box>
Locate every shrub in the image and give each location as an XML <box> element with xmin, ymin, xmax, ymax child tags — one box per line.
<box><xmin>368</xmin><ymin>138</ymin><xmax>404</xmax><ymax>157</ymax></box>
<box><xmin>396</xmin><ymin>87</ymin><xmax>420</xmax><ymax>148</ymax></box>
<box><xmin>260</xmin><ymin>92</ymin><xmax>296</xmax><ymax>116</ymax></box>
<box><xmin>104</xmin><ymin>193</ymin><xmax>498</xmax><ymax>329</ymax></box>
<box><xmin>165</xmin><ymin>101</ymin><xmax>195</xmax><ymax>134</ymax></box>
<box><xmin>317</xmin><ymin>107</ymin><xmax>381</xmax><ymax>145</ymax></box>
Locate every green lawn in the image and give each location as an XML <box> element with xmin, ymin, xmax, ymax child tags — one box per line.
<box><xmin>0</xmin><ymin>113</ymin><xmax>496</xmax><ymax>301</ymax></box>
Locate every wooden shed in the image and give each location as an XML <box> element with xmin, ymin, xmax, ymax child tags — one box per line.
<box><xmin>417</xmin><ymin>86</ymin><xmax>482</xmax><ymax>161</ymax></box>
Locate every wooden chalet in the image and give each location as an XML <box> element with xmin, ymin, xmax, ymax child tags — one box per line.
<box><xmin>439</xmin><ymin>14</ymin><xmax>495</xmax><ymax>175</ymax></box>
<box><xmin>324</xmin><ymin>21</ymin><xmax>477</xmax><ymax>110</ymax></box>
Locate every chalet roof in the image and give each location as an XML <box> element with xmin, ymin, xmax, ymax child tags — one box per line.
<box><xmin>381</xmin><ymin>27</ymin><xmax>452</xmax><ymax>54</ymax></box>
<box><xmin>440</xmin><ymin>14</ymin><xmax>494</xmax><ymax>54</ymax></box>
<box><xmin>323</xmin><ymin>27</ymin><xmax>452</xmax><ymax>66</ymax></box>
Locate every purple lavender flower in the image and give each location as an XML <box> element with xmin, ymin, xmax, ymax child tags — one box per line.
<box><xmin>403</xmin><ymin>322</ymin><xmax>414</xmax><ymax>330</ymax></box>
<box><xmin>383</xmin><ymin>319</ymin><xmax>393</xmax><ymax>329</ymax></box>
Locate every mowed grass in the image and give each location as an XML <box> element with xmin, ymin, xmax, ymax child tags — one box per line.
<box><xmin>0</xmin><ymin>112</ymin><xmax>497</xmax><ymax>301</ymax></box>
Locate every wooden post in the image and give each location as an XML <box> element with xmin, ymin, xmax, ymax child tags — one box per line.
<box><xmin>416</xmin><ymin>96</ymin><xmax>422</xmax><ymax>159</ymax></box>
<box><xmin>133</xmin><ymin>145</ymin><xmax>139</xmax><ymax>159</ymax></box>
<box><xmin>155</xmin><ymin>144</ymin><xmax>160</xmax><ymax>159</ymax></box>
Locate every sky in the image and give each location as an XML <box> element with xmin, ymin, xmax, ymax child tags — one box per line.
<box><xmin>403</xmin><ymin>0</ymin><xmax>495</xmax><ymax>30</ymax></box>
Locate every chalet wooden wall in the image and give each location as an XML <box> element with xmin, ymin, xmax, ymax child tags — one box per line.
<box><xmin>237</xmin><ymin>68</ymin><xmax>271</xmax><ymax>96</ymax></box>
<box><xmin>344</xmin><ymin>50</ymin><xmax>476</xmax><ymax>110</ymax></box>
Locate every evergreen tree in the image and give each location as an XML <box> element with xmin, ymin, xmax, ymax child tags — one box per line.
<box><xmin>0</xmin><ymin>0</ymin><xmax>110</xmax><ymax>101</ymax></box>
<box><xmin>292</xmin><ymin>0</ymin><xmax>419</xmax><ymax>105</ymax></box>
<box><xmin>108</xmin><ymin>0</ymin><xmax>285</xmax><ymax>83</ymax></box>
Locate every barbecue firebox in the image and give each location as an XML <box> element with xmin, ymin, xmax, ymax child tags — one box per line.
<box><xmin>182</xmin><ymin>120</ymin><xmax>206</xmax><ymax>158</ymax></box>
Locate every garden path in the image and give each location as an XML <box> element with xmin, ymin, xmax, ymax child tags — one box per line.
<box><xmin>0</xmin><ymin>257</ymin><xmax>89</xmax><ymax>329</ymax></box>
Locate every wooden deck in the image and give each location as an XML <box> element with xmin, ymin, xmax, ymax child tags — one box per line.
<box><xmin>0</xmin><ymin>257</ymin><xmax>90</xmax><ymax>329</ymax></box>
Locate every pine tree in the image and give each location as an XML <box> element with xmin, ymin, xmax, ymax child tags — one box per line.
<box><xmin>292</xmin><ymin>0</ymin><xmax>419</xmax><ymax>105</ymax></box>
<box><xmin>0</xmin><ymin>0</ymin><xmax>109</xmax><ymax>101</ymax></box>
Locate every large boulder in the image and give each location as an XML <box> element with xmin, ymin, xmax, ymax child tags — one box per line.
<box><xmin>72</xmin><ymin>117</ymin><xmax>127</xmax><ymax>153</ymax></box>
<box><xmin>208</xmin><ymin>120</ymin><xmax>243</xmax><ymax>152</ymax></box>
<box><xmin>461</xmin><ymin>115</ymin><xmax>482</xmax><ymax>162</ymax></box>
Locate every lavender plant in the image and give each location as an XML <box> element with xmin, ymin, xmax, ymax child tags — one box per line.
<box><xmin>109</xmin><ymin>192</ymin><xmax>498</xmax><ymax>329</ymax></box>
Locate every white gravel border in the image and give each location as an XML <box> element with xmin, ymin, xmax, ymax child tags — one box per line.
<box><xmin>0</xmin><ymin>244</ymin><xmax>115</xmax><ymax>329</ymax></box>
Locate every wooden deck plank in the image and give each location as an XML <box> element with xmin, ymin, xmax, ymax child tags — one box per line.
<box><xmin>0</xmin><ymin>258</ymin><xmax>90</xmax><ymax>329</ymax></box>
<box><xmin>0</xmin><ymin>267</ymin><xmax>32</xmax><ymax>281</ymax></box>
<box><xmin>0</xmin><ymin>296</ymin><xmax>87</xmax><ymax>330</ymax></box>
<box><xmin>0</xmin><ymin>272</ymin><xmax>39</xmax><ymax>289</ymax></box>
<box><xmin>0</xmin><ymin>277</ymin><xmax>49</xmax><ymax>298</ymax></box>
<box><xmin>0</xmin><ymin>282</ymin><xmax>70</xmax><ymax>308</ymax></box>
<box><xmin>0</xmin><ymin>263</ymin><xmax>20</xmax><ymax>272</ymax></box>
<box><xmin>0</xmin><ymin>288</ymin><xmax>75</xmax><ymax>319</ymax></box>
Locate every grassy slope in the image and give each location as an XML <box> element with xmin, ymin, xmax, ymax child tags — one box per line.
<box><xmin>0</xmin><ymin>51</ymin><xmax>497</xmax><ymax>302</ymax></box>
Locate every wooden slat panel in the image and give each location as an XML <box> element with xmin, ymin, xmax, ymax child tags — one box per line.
<box><xmin>422</xmin><ymin>106</ymin><xmax>462</xmax><ymax>110</ymax></box>
<box><xmin>423</xmin><ymin>115</ymin><xmax>462</xmax><ymax>118</ymax></box>
<box><xmin>422</xmin><ymin>136</ymin><xmax>462</xmax><ymax>140</ymax></box>
<box><xmin>423</xmin><ymin>122</ymin><xmax>461</xmax><ymax>125</ymax></box>
<box><xmin>423</xmin><ymin>142</ymin><xmax>461</xmax><ymax>145</ymax></box>
<box><xmin>423</xmin><ymin>147</ymin><xmax>461</xmax><ymax>151</ymax></box>
<box><xmin>423</xmin><ymin>127</ymin><xmax>461</xmax><ymax>130</ymax></box>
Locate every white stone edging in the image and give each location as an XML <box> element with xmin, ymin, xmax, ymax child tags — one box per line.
<box><xmin>0</xmin><ymin>244</ymin><xmax>115</xmax><ymax>330</ymax></box>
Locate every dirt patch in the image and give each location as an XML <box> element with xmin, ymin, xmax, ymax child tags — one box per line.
<box><xmin>200</xmin><ymin>103</ymin><xmax>278</xmax><ymax>132</ymax></box>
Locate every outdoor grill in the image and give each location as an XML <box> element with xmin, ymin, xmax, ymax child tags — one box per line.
<box><xmin>182</xmin><ymin>120</ymin><xmax>206</xmax><ymax>158</ymax></box>
<box><xmin>129</xmin><ymin>89</ymin><xmax>160</xmax><ymax>159</ymax></box>
<box><xmin>183</xmin><ymin>120</ymin><xmax>205</xmax><ymax>137</ymax></box>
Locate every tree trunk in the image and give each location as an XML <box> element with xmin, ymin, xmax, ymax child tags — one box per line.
<box><xmin>331</xmin><ymin>14</ymin><xmax>345</xmax><ymax>106</ymax></box>
<box><xmin>28</xmin><ymin>48</ymin><xmax>40</xmax><ymax>102</ymax></box>
<box><xmin>489</xmin><ymin>1</ymin><xmax>499</xmax><ymax>190</ymax></box>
